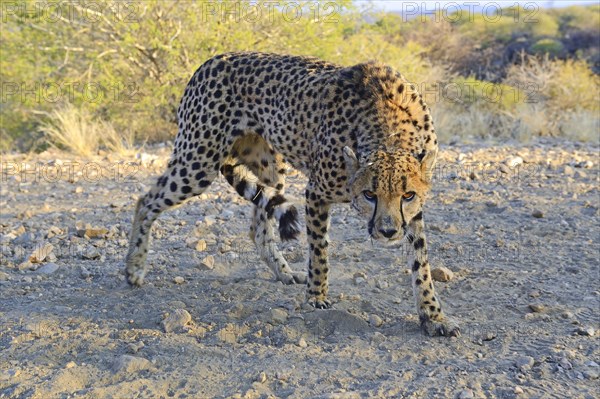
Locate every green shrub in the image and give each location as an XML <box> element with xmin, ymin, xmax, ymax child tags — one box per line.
<box><xmin>530</xmin><ymin>39</ymin><xmax>564</xmax><ymax>56</ymax></box>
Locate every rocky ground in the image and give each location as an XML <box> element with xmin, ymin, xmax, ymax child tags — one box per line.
<box><xmin>0</xmin><ymin>138</ymin><xmax>598</xmax><ymax>399</ymax></box>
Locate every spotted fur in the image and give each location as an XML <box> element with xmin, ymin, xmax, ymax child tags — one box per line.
<box><xmin>125</xmin><ymin>52</ymin><xmax>459</xmax><ymax>337</ymax></box>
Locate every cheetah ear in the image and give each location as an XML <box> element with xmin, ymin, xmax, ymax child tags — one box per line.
<box><xmin>420</xmin><ymin>149</ymin><xmax>437</xmax><ymax>183</ymax></box>
<box><xmin>343</xmin><ymin>146</ymin><xmax>359</xmax><ymax>176</ymax></box>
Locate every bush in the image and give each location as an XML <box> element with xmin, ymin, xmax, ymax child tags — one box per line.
<box><xmin>530</xmin><ymin>39</ymin><xmax>564</xmax><ymax>56</ymax></box>
<box><xmin>41</xmin><ymin>104</ymin><xmax>134</xmax><ymax>157</ymax></box>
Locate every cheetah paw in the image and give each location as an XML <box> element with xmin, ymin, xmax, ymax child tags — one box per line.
<box><xmin>278</xmin><ymin>271</ymin><xmax>306</xmax><ymax>285</ymax></box>
<box><xmin>307</xmin><ymin>296</ymin><xmax>332</xmax><ymax>309</ymax></box>
<box><xmin>125</xmin><ymin>263</ymin><xmax>146</xmax><ymax>287</ymax></box>
<box><xmin>420</xmin><ymin>315</ymin><xmax>460</xmax><ymax>337</ymax></box>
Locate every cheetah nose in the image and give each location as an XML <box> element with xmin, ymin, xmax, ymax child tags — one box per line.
<box><xmin>379</xmin><ymin>228</ymin><xmax>397</xmax><ymax>238</ymax></box>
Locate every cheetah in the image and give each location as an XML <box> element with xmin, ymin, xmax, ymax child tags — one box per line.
<box><xmin>126</xmin><ymin>52</ymin><xmax>460</xmax><ymax>337</ymax></box>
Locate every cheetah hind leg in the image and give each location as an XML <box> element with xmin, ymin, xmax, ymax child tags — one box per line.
<box><xmin>126</xmin><ymin>162</ymin><xmax>217</xmax><ymax>286</ymax></box>
<box><xmin>252</xmin><ymin>205</ymin><xmax>306</xmax><ymax>285</ymax></box>
<box><xmin>221</xmin><ymin>158</ymin><xmax>305</xmax><ymax>285</ymax></box>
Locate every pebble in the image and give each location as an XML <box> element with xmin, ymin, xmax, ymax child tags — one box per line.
<box><xmin>256</xmin><ymin>371</ymin><xmax>267</xmax><ymax>383</ymax></box>
<box><xmin>532</xmin><ymin>210</ymin><xmax>544</xmax><ymax>218</ymax></box>
<box><xmin>0</xmin><ymin>271</ymin><xmax>9</xmax><ymax>281</ymax></box>
<box><xmin>563</xmin><ymin>165</ymin><xmax>575</xmax><ymax>176</ymax></box>
<box><xmin>162</xmin><ymin>309</ymin><xmax>192</xmax><ymax>333</ymax></box>
<box><xmin>558</xmin><ymin>358</ymin><xmax>572</xmax><ymax>370</ymax></box>
<box><xmin>457</xmin><ymin>389</ymin><xmax>474</xmax><ymax>399</ymax></box>
<box><xmin>199</xmin><ymin>255</ymin><xmax>215</xmax><ymax>270</ymax></box>
<box><xmin>36</xmin><ymin>262</ymin><xmax>59</xmax><ymax>275</ymax></box>
<box><xmin>128</xmin><ymin>341</ymin><xmax>145</xmax><ymax>354</ymax></box>
<box><xmin>575</xmin><ymin>327</ymin><xmax>595</xmax><ymax>337</ymax></box>
<box><xmin>583</xmin><ymin>368</ymin><xmax>600</xmax><ymax>380</ymax></box>
<box><xmin>353</xmin><ymin>271</ymin><xmax>367</xmax><ymax>285</ymax></box>
<box><xmin>77</xmin><ymin>226</ymin><xmax>108</xmax><ymax>239</ymax></box>
<box><xmin>82</xmin><ymin>248</ymin><xmax>100</xmax><ymax>259</ymax></box>
<box><xmin>195</xmin><ymin>239</ymin><xmax>207</xmax><ymax>252</ymax></box>
<box><xmin>369</xmin><ymin>314</ymin><xmax>383</xmax><ymax>327</ymax></box>
<box><xmin>575</xmin><ymin>170</ymin><xmax>587</xmax><ymax>179</ymax></box>
<box><xmin>505</xmin><ymin>156</ymin><xmax>523</xmax><ymax>168</ymax></box>
<box><xmin>431</xmin><ymin>267</ymin><xmax>454</xmax><ymax>282</ymax></box>
<box><xmin>270</xmin><ymin>308</ymin><xmax>288</xmax><ymax>325</ymax></box>
<box><xmin>29</xmin><ymin>243</ymin><xmax>54</xmax><ymax>263</ymax></box>
<box><xmin>297</xmin><ymin>338</ymin><xmax>308</xmax><ymax>348</ymax></box>
<box><xmin>80</xmin><ymin>267</ymin><xmax>91</xmax><ymax>279</ymax></box>
<box><xmin>112</xmin><ymin>355</ymin><xmax>154</xmax><ymax>374</ymax></box>
<box><xmin>515</xmin><ymin>356</ymin><xmax>534</xmax><ymax>371</ymax></box>
<box><xmin>203</xmin><ymin>216</ymin><xmax>216</xmax><ymax>227</ymax></box>
<box><xmin>65</xmin><ymin>361</ymin><xmax>76</xmax><ymax>369</ymax></box>
<box><xmin>514</xmin><ymin>386</ymin><xmax>524</xmax><ymax>395</ymax></box>
<box><xmin>173</xmin><ymin>276</ymin><xmax>185</xmax><ymax>285</ymax></box>
<box><xmin>375</xmin><ymin>279</ymin><xmax>388</xmax><ymax>289</ymax></box>
<box><xmin>528</xmin><ymin>303</ymin><xmax>545</xmax><ymax>313</ymax></box>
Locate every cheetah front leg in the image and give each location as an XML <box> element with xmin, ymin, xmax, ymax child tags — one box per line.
<box><xmin>409</xmin><ymin>214</ymin><xmax>460</xmax><ymax>337</ymax></box>
<box><xmin>305</xmin><ymin>188</ymin><xmax>332</xmax><ymax>309</ymax></box>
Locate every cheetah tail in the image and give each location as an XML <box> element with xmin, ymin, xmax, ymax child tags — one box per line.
<box><xmin>265</xmin><ymin>196</ymin><xmax>301</xmax><ymax>241</ymax></box>
<box><xmin>221</xmin><ymin>163</ymin><xmax>300</xmax><ymax>241</ymax></box>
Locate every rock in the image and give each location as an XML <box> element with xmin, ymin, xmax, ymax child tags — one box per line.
<box><xmin>173</xmin><ymin>276</ymin><xmax>185</xmax><ymax>285</ymax></box>
<box><xmin>270</xmin><ymin>308</ymin><xmax>288</xmax><ymax>325</ymax></box>
<box><xmin>575</xmin><ymin>327</ymin><xmax>595</xmax><ymax>337</ymax></box>
<box><xmin>256</xmin><ymin>371</ymin><xmax>267</xmax><ymax>383</ymax></box>
<box><xmin>583</xmin><ymin>368</ymin><xmax>600</xmax><ymax>380</ymax></box>
<box><xmin>80</xmin><ymin>227</ymin><xmax>109</xmax><ymax>239</ymax></box>
<box><xmin>36</xmin><ymin>263</ymin><xmax>59</xmax><ymax>275</ymax></box>
<box><xmin>369</xmin><ymin>314</ymin><xmax>383</xmax><ymax>327</ymax></box>
<box><xmin>528</xmin><ymin>303</ymin><xmax>545</xmax><ymax>313</ymax></box>
<box><xmin>112</xmin><ymin>355</ymin><xmax>154</xmax><ymax>374</ymax></box>
<box><xmin>457</xmin><ymin>389</ymin><xmax>474</xmax><ymax>399</ymax></box>
<box><xmin>18</xmin><ymin>261</ymin><xmax>33</xmax><ymax>271</ymax></box>
<box><xmin>46</xmin><ymin>226</ymin><xmax>63</xmax><ymax>238</ymax></box>
<box><xmin>563</xmin><ymin>165</ymin><xmax>575</xmax><ymax>176</ymax></box>
<box><xmin>80</xmin><ymin>267</ymin><xmax>91</xmax><ymax>279</ymax></box>
<box><xmin>532</xmin><ymin>210</ymin><xmax>544</xmax><ymax>218</ymax></box>
<box><xmin>558</xmin><ymin>358</ymin><xmax>572</xmax><ymax>370</ymax></box>
<box><xmin>375</xmin><ymin>279</ymin><xmax>388</xmax><ymax>289</ymax></box>
<box><xmin>0</xmin><ymin>272</ymin><xmax>9</xmax><ymax>281</ymax></box>
<box><xmin>203</xmin><ymin>216</ymin><xmax>216</xmax><ymax>227</ymax></box>
<box><xmin>515</xmin><ymin>356</ymin><xmax>534</xmax><ymax>371</ymax></box>
<box><xmin>127</xmin><ymin>341</ymin><xmax>145</xmax><ymax>354</ymax></box>
<box><xmin>29</xmin><ymin>243</ymin><xmax>54</xmax><ymax>263</ymax></box>
<box><xmin>505</xmin><ymin>156</ymin><xmax>523</xmax><ymax>168</ymax></box>
<box><xmin>575</xmin><ymin>170</ymin><xmax>587</xmax><ymax>179</ymax></box>
<box><xmin>65</xmin><ymin>361</ymin><xmax>76</xmax><ymax>369</ymax></box>
<box><xmin>162</xmin><ymin>309</ymin><xmax>192</xmax><ymax>333</ymax></box>
<box><xmin>514</xmin><ymin>386</ymin><xmax>524</xmax><ymax>395</ymax></box>
<box><xmin>297</xmin><ymin>337</ymin><xmax>308</xmax><ymax>348</ymax></box>
<box><xmin>353</xmin><ymin>271</ymin><xmax>367</xmax><ymax>285</ymax></box>
<box><xmin>82</xmin><ymin>248</ymin><xmax>100</xmax><ymax>260</ymax></box>
<box><xmin>195</xmin><ymin>239</ymin><xmax>207</xmax><ymax>252</ymax></box>
<box><xmin>199</xmin><ymin>255</ymin><xmax>215</xmax><ymax>270</ymax></box>
<box><xmin>431</xmin><ymin>267</ymin><xmax>454</xmax><ymax>282</ymax></box>
<box><xmin>74</xmin><ymin>186</ymin><xmax>83</xmax><ymax>194</ymax></box>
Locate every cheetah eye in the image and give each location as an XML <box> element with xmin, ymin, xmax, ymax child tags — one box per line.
<box><xmin>402</xmin><ymin>192</ymin><xmax>415</xmax><ymax>201</ymax></box>
<box><xmin>363</xmin><ymin>190</ymin><xmax>376</xmax><ymax>201</ymax></box>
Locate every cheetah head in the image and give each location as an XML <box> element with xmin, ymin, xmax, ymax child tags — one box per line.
<box><xmin>343</xmin><ymin>146</ymin><xmax>436</xmax><ymax>241</ymax></box>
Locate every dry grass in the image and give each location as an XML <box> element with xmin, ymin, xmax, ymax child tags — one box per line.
<box><xmin>41</xmin><ymin>104</ymin><xmax>135</xmax><ymax>156</ymax></box>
